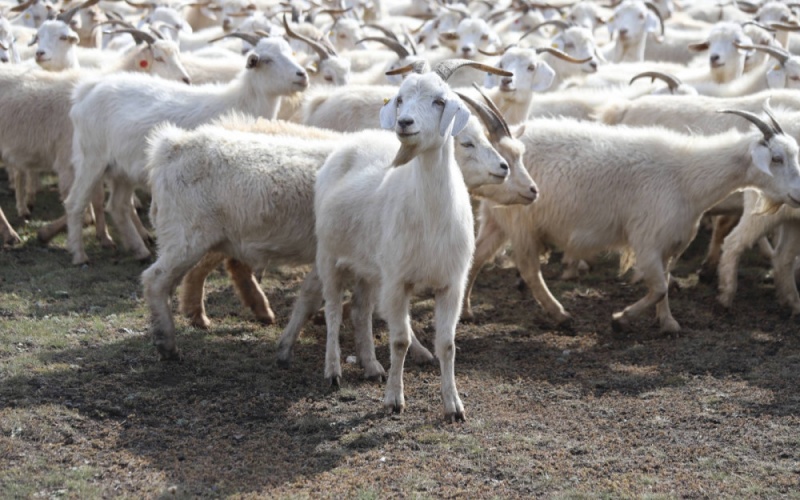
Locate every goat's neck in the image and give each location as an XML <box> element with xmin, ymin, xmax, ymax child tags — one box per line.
<box><xmin>412</xmin><ymin>139</ymin><xmax>464</xmax><ymax>208</ymax></box>
<box><xmin>614</xmin><ymin>37</ymin><xmax>646</xmax><ymax>63</ymax></box>
<box><xmin>678</xmin><ymin>134</ymin><xmax>755</xmax><ymax>215</ymax></box>
<box><xmin>493</xmin><ymin>88</ymin><xmax>532</xmax><ymax>126</ymax></box>
<box><xmin>228</xmin><ymin>73</ymin><xmax>283</xmax><ymax>120</ymax></box>
<box><xmin>59</xmin><ymin>49</ymin><xmax>79</xmax><ymax>71</ymax></box>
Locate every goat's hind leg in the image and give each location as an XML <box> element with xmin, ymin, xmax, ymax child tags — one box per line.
<box><xmin>612</xmin><ymin>253</ymin><xmax>671</xmax><ymax>332</ymax></box>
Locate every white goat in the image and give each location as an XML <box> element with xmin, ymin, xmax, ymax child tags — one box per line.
<box><xmin>65</xmin><ymin>37</ymin><xmax>308</xmax><ymax>265</ymax></box>
<box><xmin>464</xmin><ymin>107</ymin><xmax>800</xmax><ymax>334</ymax></box>
<box><xmin>314</xmin><ymin>64</ymin><xmax>501</xmax><ymax>420</ymax></box>
<box><xmin>605</xmin><ymin>0</ymin><xmax>664</xmax><ymax>63</ymax></box>
<box><xmin>718</xmin><ymin>188</ymin><xmax>800</xmax><ymax>315</ymax></box>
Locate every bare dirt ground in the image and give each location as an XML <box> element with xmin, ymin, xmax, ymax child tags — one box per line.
<box><xmin>1</xmin><ymin>174</ymin><xmax>799</xmax><ymax>499</ymax></box>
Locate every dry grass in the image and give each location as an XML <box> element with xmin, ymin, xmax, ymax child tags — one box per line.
<box><xmin>1</xmin><ymin>173</ymin><xmax>800</xmax><ymax>498</ymax></box>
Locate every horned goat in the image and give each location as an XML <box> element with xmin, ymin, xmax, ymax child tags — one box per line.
<box><xmin>464</xmin><ymin>106</ymin><xmax>800</xmax><ymax>334</ymax></box>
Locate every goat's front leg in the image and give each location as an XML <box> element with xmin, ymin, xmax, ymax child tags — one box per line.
<box><xmin>513</xmin><ymin>236</ymin><xmax>571</xmax><ymax>324</ymax></box>
<box><xmin>381</xmin><ymin>281</ymin><xmax>413</xmax><ymax>414</ymax></box>
<box><xmin>434</xmin><ymin>284</ymin><xmax>465</xmax><ymax>422</ymax></box>
<box><xmin>351</xmin><ymin>278</ymin><xmax>385</xmax><ymax>381</ymax></box>
<box><xmin>612</xmin><ymin>253</ymin><xmax>671</xmax><ymax>332</ymax></box>
<box><xmin>276</xmin><ymin>267</ymin><xmax>324</xmax><ymax>367</ymax></box>
<box><xmin>463</xmin><ymin>211</ymin><xmax>509</xmax><ymax>319</ymax></box>
<box><xmin>772</xmin><ymin>221</ymin><xmax>800</xmax><ymax>315</ymax></box>
<box><xmin>319</xmin><ymin>253</ymin><xmax>346</xmax><ymax>387</ymax></box>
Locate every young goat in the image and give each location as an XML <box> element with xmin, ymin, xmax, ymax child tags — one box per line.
<box><xmin>464</xmin><ymin>106</ymin><xmax>800</xmax><ymax>334</ymax></box>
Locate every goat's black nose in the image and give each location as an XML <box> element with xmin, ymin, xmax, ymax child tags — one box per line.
<box><xmin>398</xmin><ymin>118</ymin><xmax>414</xmax><ymax>128</ymax></box>
<box><xmin>589</xmin><ymin>61</ymin><xmax>597</xmax><ymax>69</ymax></box>
<box><xmin>619</xmin><ymin>28</ymin><xmax>628</xmax><ymax>37</ymax></box>
<box><xmin>182</xmin><ymin>77</ymin><xmax>191</xmax><ymax>85</ymax></box>
<box><xmin>500</xmin><ymin>163</ymin><xmax>509</xmax><ymax>172</ymax></box>
<box><xmin>296</xmin><ymin>70</ymin><xmax>306</xmax><ymax>77</ymax></box>
<box><xmin>501</xmin><ymin>77</ymin><xmax>513</xmax><ymax>85</ymax></box>
<box><xmin>710</xmin><ymin>54</ymin><xmax>720</xmax><ymax>63</ymax></box>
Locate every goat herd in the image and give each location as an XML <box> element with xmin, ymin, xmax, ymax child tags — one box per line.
<box><xmin>2</xmin><ymin>0</ymin><xmax>800</xmax><ymax>421</ymax></box>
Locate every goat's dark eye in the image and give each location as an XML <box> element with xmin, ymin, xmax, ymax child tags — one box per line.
<box><xmin>59</xmin><ymin>35</ymin><xmax>67</xmax><ymax>41</ymax></box>
<box><xmin>565</xmin><ymin>42</ymin><xmax>575</xmax><ymax>50</ymax></box>
<box><xmin>772</xmin><ymin>155</ymin><xmax>783</xmax><ymax>164</ymax></box>
<box><xmin>154</xmin><ymin>56</ymin><xmax>165</xmax><ymax>63</ymax></box>
<box><xmin>460</xmin><ymin>142</ymin><xmax>474</xmax><ymax>148</ymax></box>
<box><xmin>528</xmin><ymin>64</ymin><xmax>536</xmax><ymax>71</ymax></box>
<box><xmin>480</xmin><ymin>34</ymin><xmax>489</xmax><ymax>41</ymax></box>
<box><xmin>324</xmin><ymin>74</ymin><xmax>333</xmax><ymax>81</ymax></box>
<box><xmin>638</xmin><ymin>12</ymin><xmax>644</xmax><ymax>19</ymax></box>
<box><xmin>433</xmin><ymin>98</ymin><xmax>445</xmax><ymax>106</ymax></box>
<box><xmin>396</xmin><ymin>97</ymin><xmax>403</xmax><ymax>105</ymax></box>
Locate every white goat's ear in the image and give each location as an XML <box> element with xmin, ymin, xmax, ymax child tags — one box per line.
<box><xmin>483</xmin><ymin>71</ymin><xmax>498</xmax><ymax>89</ymax></box>
<box><xmin>439</xmin><ymin>97</ymin><xmax>469</xmax><ymax>137</ymax></box>
<box><xmin>750</xmin><ymin>141</ymin><xmax>774</xmax><ymax>177</ymax></box>
<box><xmin>531</xmin><ymin>61</ymin><xmax>555</xmax><ymax>91</ymax></box>
<box><xmin>68</xmin><ymin>33</ymin><xmax>79</xmax><ymax>44</ymax></box>
<box><xmin>200</xmin><ymin>6</ymin><xmax>217</xmax><ymax>20</ymax></box>
<box><xmin>246</xmin><ymin>53</ymin><xmax>259</xmax><ymax>69</ymax></box>
<box><xmin>645</xmin><ymin>11</ymin><xmax>659</xmax><ymax>33</ymax></box>
<box><xmin>513</xmin><ymin>124</ymin><xmax>526</xmax><ymax>138</ymax></box>
<box><xmin>550</xmin><ymin>34</ymin><xmax>564</xmax><ymax>51</ymax></box>
<box><xmin>766</xmin><ymin>65</ymin><xmax>786</xmax><ymax>89</ymax></box>
<box><xmin>379</xmin><ymin>96</ymin><xmax>397</xmax><ymax>129</ymax></box>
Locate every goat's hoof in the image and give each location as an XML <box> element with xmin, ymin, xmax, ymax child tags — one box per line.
<box><xmin>363</xmin><ymin>361</ymin><xmax>386</xmax><ymax>382</ymax></box>
<box><xmin>445</xmin><ymin>410</ymin><xmax>466</xmax><ymax>423</ymax></box>
<box><xmin>72</xmin><ymin>254</ymin><xmax>89</xmax><ymax>266</ymax></box>
<box><xmin>157</xmin><ymin>347</ymin><xmax>183</xmax><ymax>363</ymax></box>
<box><xmin>4</xmin><ymin>232</ymin><xmax>21</xmax><ymax>246</ymax></box>
<box><xmin>312</xmin><ymin>310</ymin><xmax>326</xmax><ymax>325</ymax></box>
<box><xmin>659</xmin><ymin>318</ymin><xmax>681</xmax><ymax>334</ymax></box>
<box><xmin>516</xmin><ymin>277</ymin><xmax>528</xmax><ymax>292</ymax></box>
<box><xmin>611</xmin><ymin>313</ymin><xmax>629</xmax><ymax>333</ymax></box>
<box><xmin>36</xmin><ymin>229</ymin><xmax>53</xmax><ymax>245</ymax></box>
<box><xmin>99</xmin><ymin>238</ymin><xmax>116</xmax><ymax>249</ymax></box>
<box><xmin>136</xmin><ymin>253</ymin><xmax>154</xmax><ymax>264</ymax></box>
<box><xmin>716</xmin><ymin>293</ymin><xmax>733</xmax><ymax>310</ymax></box>
<box><xmin>409</xmin><ymin>347</ymin><xmax>435</xmax><ymax>366</ymax></box>
<box><xmin>189</xmin><ymin>315</ymin><xmax>211</xmax><ymax>330</ymax></box>
<box><xmin>697</xmin><ymin>265</ymin><xmax>716</xmax><ymax>284</ymax></box>
<box><xmin>327</xmin><ymin>375</ymin><xmax>341</xmax><ymax>389</ymax></box>
<box><xmin>461</xmin><ymin>308</ymin><xmax>475</xmax><ymax>322</ymax></box>
<box><xmin>255</xmin><ymin>311</ymin><xmax>276</xmax><ymax>326</ymax></box>
<box><xmin>275</xmin><ymin>348</ymin><xmax>293</xmax><ymax>369</ymax></box>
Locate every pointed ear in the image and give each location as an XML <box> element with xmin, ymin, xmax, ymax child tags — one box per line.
<box><xmin>531</xmin><ymin>61</ymin><xmax>555</xmax><ymax>91</ymax></box>
<box><xmin>750</xmin><ymin>141</ymin><xmax>774</xmax><ymax>177</ymax></box>
<box><xmin>439</xmin><ymin>97</ymin><xmax>470</xmax><ymax>137</ymax></box>
<box><xmin>644</xmin><ymin>11</ymin><xmax>659</xmax><ymax>33</ymax></box>
<box><xmin>379</xmin><ymin>96</ymin><xmax>397</xmax><ymax>129</ymax></box>
<box><xmin>513</xmin><ymin>124</ymin><xmax>526</xmax><ymax>138</ymax></box>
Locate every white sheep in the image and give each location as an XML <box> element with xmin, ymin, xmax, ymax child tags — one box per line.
<box><xmin>313</xmin><ymin>61</ymin><xmax>505</xmax><ymax>420</ymax></box>
<box><xmin>464</xmin><ymin>106</ymin><xmax>800</xmax><ymax>334</ymax></box>
<box><xmin>65</xmin><ymin>36</ymin><xmax>309</xmax><ymax>265</ymax></box>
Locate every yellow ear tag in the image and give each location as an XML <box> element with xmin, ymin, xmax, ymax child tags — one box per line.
<box><xmin>774</xmin><ymin>64</ymin><xmax>782</xmax><ymax>71</ymax></box>
<box><xmin>609</xmin><ymin>15</ymin><xmax>614</xmax><ymax>21</ymax></box>
<box><xmin>383</xmin><ymin>98</ymin><xmax>390</xmax><ymax>105</ymax></box>
<box><xmin>24</xmin><ymin>13</ymin><xmax>31</xmax><ymax>19</ymax></box>
<box><xmin>551</xmin><ymin>42</ymin><xmax>558</xmax><ymax>48</ymax></box>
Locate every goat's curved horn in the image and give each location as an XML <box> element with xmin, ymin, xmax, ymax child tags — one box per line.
<box><xmin>10</xmin><ymin>0</ymin><xmax>35</xmax><ymax>13</ymax></box>
<box><xmin>770</xmin><ymin>22</ymin><xmax>800</xmax><ymax>32</ymax></box>
<box><xmin>535</xmin><ymin>46</ymin><xmax>591</xmax><ymax>63</ymax></box>
<box><xmin>630</xmin><ymin>71</ymin><xmax>682</xmax><ymax>92</ymax></box>
<box><xmin>478</xmin><ymin>44</ymin><xmax>514</xmax><ymax>57</ymax></box>
<box><xmin>440</xmin><ymin>2</ymin><xmax>470</xmax><ymax>19</ymax></box>
<box><xmin>644</xmin><ymin>2</ymin><xmax>665</xmax><ymax>37</ymax></box>
<box><xmin>283</xmin><ymin>14</ymin><xmax>333</xmax><ymax>60</ymax></box>
<box><xmin>106</xmin><ymin>27</ymin><xmax>156</xmax><ymax>45</ymax></box>
<box><xmin>209</xmin><ymin>31</ymin><xmax>262</xmax><ymax>46</ymax></box>
<box><xmin>433</xmin><ymin>59</ymin><xmax>513</xmax><ymax>82</ymax></box>
<box><xmin>364</xmin><ymin>23</ymin><xmax>397</xmax><ymax>41</ymax></box>
<box><xmin>472</xmin><ymin>82</ymin><xmax>511</xmax><ymax>139</ymax></box>
<box><xmin>124</xmin><ymin>0</ymin><xmax>157</xmax><ymax>10</ymax></box>
<box><xmin>742</xmin><ymin>20</ymin><xmax>776</xmax><ymax>33</ymax></box>
<box><xmin>719</xmin><ymin>108</ymin><xmax>776</xmax><ymax>141</ymax></box>
<box><xmin>356</xmin><ymin>36</ymin><xmax>410</xmax><ymax>58</ymax></box>
<box><xmin>735</xmin><ymin>42</ymin><xmax>790</xmax><ymax>65</ymax></box>
<box><xmin>149</xmin><ymin>22</ymin><xmax>167</xmax><ymax>40</ymax></box>
<box><xmin>402</xmin><ymin>26</ymin><xmax>418</xmax><ymax>55</ymax></box>
<box><xmin>456</xmin><ymin>90</ymin><xmax>509</xmax><ymax>143</ymax></box>
<box><xmin>385</xmin><ymin>59</ymin><xmax>429</xmax><ymax>76</ymax></box>
<box><xmin>521</xmin><ymin>19</ymin><xmax>572</xmax><ymax>41</ymax></box>
<box><xmin>58</xmin><ymin>0</ymin><xmax>100</xmax><ymax>25</ymax></box>
<box><xmin>763</xmin><ymin>98</ymin><xmax>784</xmax><ymax>135</ymax></box>
<box><xmin>734</xmin><ymin>0</ymin><xmax>760</xmax><ymax>14</ymax></box>
<box><xmin>96</xmin><ymin>18</ymin><xmax>136</xmax><ymax>30</ymax></box>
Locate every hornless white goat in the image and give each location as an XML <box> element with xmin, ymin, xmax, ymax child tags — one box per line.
<box><xmin>313</xmin><ymin>67</ymin><xmax>484</xmax><ymax>420</ymax></box>
<box><xmin>464</xmin><ymin>107</ymin><xmax>800</xmax><ymax>334</ymax></box>
<box><xmin>65</xmin><ymin>37</ymin><xmax>308</xmax><ymax>265</ymax></box>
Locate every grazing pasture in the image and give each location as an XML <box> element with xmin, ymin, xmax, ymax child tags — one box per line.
<box><xmin>2</xmin><ymin>172</ymin><xmax>799</xmax><ymax>498</ymax></box>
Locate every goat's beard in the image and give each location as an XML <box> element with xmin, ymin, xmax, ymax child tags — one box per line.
<box><xmin>392</xmin><ymin>143</ymin><xmax>421</xmax><ymax>167</ymax></box>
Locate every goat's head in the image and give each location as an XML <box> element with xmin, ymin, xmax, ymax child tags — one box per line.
<box><xmin>484</xmin><ymin>46</ymin><xmax>590</xmax><ymax>96</ymax></box>
<box><xmin>735</xmin><ymin>43</ymin><xmax>800</xmax><ymax>89</ymax></box>
<box><xmin>754</xmin><ymin>1</ymin><xmax>798</xmax><ymax>26</ymax></box>
<box><xmin>548</xmin><ymin>25</ymin><xmax>601</xmax><ymax>74</ymax></box>
<box><xmin>722</xmin><ymin>104</ymin><xmax>800</xmax><ymax>208</ymax></box>
<box><xmin>607</xmin><ymin>1</ymin><xmax>663</xmax><ymax>45</ymax></box>
<box><xmin>11</xmin><ymin>0</ymin><xmax>53</xmax><ymax>28</ymax></box>
<box><xmin>452</xmin><ymin>115</ymin><xmax>510</xmax><ymax>188</ymax></box>
<box><xmin>689</xmin><ymin>22</ymin><xmax>752</xmax><ymax>83</ymax></box>
<box><xmin>564</xmin><ymin>1</ymin><xmax>607</xmax><ymax>31</ymax></box>
<box><xmin>220</xmin><ymin>0</ymin><xmax>257</xmax><ymax>33</ymax></box>
<box><xmin>327</xmin><ymin>18</ymin><xmax>363</xmax><ymax>51</ymax></box>
<box><xmin>284</xmin><ymin>15</ymin><xmax>350</xmax><ymax>85</ymax></box>
<box><xmin>141</xmin><ymin>7</ymin><xmax>192</xmax><ymax>41</ymax></box>
<box><xmin>32</xmin><ymin>19</ymin><xmax>79</xmax><ymax>70</ymax></box>
<box><xmin>245</xmin><ymin>37</ymin><xmax>308</xmax><ymax>94</ymax></box>
<box><xmin>118</xmin><ymin>28</ymin><xmax>192</xmax><ymax>84</ymax></box>
<box><xmin>439</xmin><ymin>17</ymin><xmax>500</xmax><ymax>59</ymax></box>
<box><xmin>457</xmin><ymin>86</ymin><xmax>538</xmax><ymax>205</ymax></box>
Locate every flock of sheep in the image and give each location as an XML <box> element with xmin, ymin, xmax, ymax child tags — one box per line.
<box><xmin>3</xmin><ymin>0</ymin><xmax>800</xmax><ymax>421</ymax></box>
